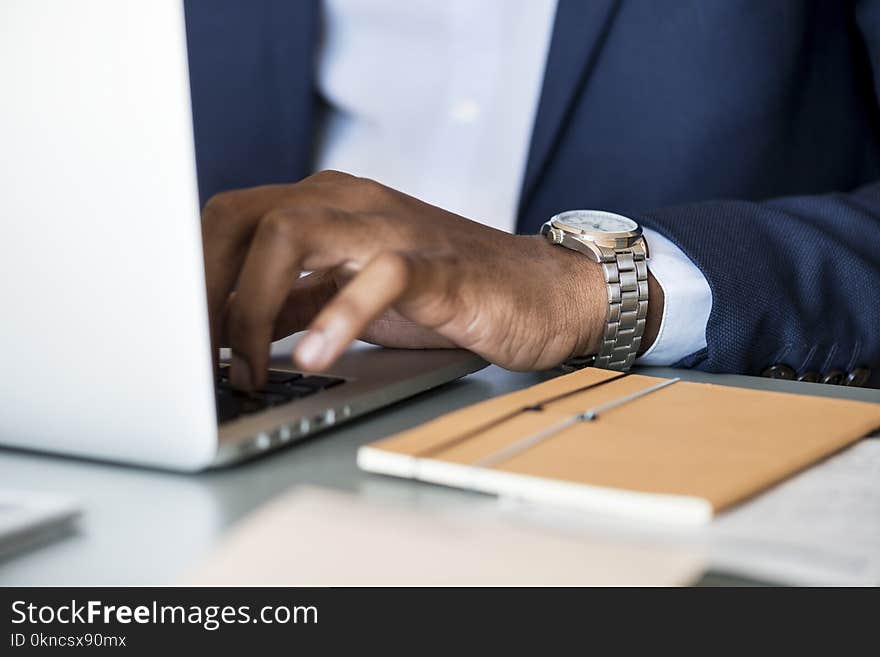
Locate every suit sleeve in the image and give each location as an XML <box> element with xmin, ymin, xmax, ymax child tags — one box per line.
<box><xmin>638</xmin><ymin>180</ymin><xmax>880</xmax><ymax>386</ymax></box>
<box><xmin>633</xmin><ymin>0</ymin><xmax>880</xmax><ymax>386</ymax></box>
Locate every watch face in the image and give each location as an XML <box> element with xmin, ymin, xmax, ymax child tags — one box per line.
<box><xmin>555</xmin><ymin>210</ymin><xmax>638</xmax><ymax>235</ymax></box>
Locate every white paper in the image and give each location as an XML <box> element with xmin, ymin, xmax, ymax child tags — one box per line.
<box><xmin>187</xmin><ymin>486</ymin><xmax>707</xmax><ymax>586</ymax></box>
<box><xmin>709</xmin><ymin>437</ymin><xmax>880</xmax><ymax>585</ymax></box>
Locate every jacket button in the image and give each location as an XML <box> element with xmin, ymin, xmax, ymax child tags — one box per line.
<box><xmin>822</xmin><ymin>370</ymin><xmax>845</xmax><ymax>385</ymax></box>
<box><xmin>797</xmin><ymin>371</ymin><xmax>820</xmax><ymax>383</ymax></box>
<box><xmin>762</xmin><ymin>363</ymin><xmax>795</xmax><ymax>380</ymax></box>
<box><xmin>844</xmin><ymin>368</ymin><xmax>871</xmax><ymax>387</ymax></box>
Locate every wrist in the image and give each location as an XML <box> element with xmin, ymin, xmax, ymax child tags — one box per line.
<box><xmin>535</xmin><ymin>234</ymin><xmax>665</xmax><ymax>362</ymax></box>
<box><xmin>530</xmin><ymin>235</ymin><xmax>606</xmax><ymax>359</ymax></box>
<box><xmin>640</xmin><ymin>271</ymin><xmax>663</xmax><ymax>354</ymax></box>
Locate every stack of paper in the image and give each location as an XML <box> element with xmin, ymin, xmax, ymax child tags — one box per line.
<box><xmin>710</xmin><ymin>438</ymin><xmax>880</xmax><ymax>585</ymax></box>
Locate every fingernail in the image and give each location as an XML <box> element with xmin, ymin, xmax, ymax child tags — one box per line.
<box><xmin>230</xmin><ymin>353</ymin><xmax>254</xmax><ymax>391</ymax></box>
<box><xmin>296</xmin><ymin>329</ymin><xmax>326</xmax><ymax>369</ymax></box>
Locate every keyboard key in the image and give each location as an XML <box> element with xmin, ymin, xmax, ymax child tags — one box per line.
<box><xmin>299</xmin><ymin>375</ymin><xmax>345</xmax><ymax>390</ymax></box>
<box><xmin>216</xmin><ymin>386</ymin><xmax>265</xmax><ymax>418</ymax></box>
<box><xmin>216</xmin><ymin>393</ymin><xmax>240</xmax><ymax>423</ymax></box>
<box><xmin>279</xmin><ymin>384</ymin><xmax>319</xmax><ymax>398</ymax></box>
<box><xmin>263</xmin><ymin>392</ymin><xmax>293</xmax><ymax>407</ymax></box>
<box><xmin>259</xmin><ymin>382</ymin><xmax>306</xmax><ymax>398</ymax></box>
<box><xmin>215</xmin><ymin>372</ymin><xmax>345</xmax><ymax>423</ymax></box>
<box><xmin>266</xmin><ymin>369</ymin><xmax>302</xmax><ymax>384</ymax></box>
<box><xmin>238</xmin><ymin>395</ymin><xmax>267</xmax><ymax>415</ymax></box>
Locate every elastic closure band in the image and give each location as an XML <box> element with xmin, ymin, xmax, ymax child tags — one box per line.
<box><xmin>473</xmin><ymin>377</ymin><xmax>680</xmax><ymax>468</ymax></box>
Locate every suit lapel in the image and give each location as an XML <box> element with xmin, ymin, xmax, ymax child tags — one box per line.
<box><xmin>518</xmin><ymin>0</ymin><xmax>622</xmax><ymax>225</ymax></box>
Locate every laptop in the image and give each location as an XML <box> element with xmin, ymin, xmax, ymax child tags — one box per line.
<box><xmin>0</xmin><ymin>1</ymin><xmax>486</xmax><ymax>470</ymax></box>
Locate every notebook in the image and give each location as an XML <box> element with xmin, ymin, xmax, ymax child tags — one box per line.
<box><xmin>357</xmin><ymin>369</ymin><xmax>880</xmax><ymax>525</ymax></box>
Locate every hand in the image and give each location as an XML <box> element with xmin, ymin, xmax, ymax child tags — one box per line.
<box><xmin>201</xmin><ymin>170</ymin><xmax>662</xmax><ymax>391</ymax></box>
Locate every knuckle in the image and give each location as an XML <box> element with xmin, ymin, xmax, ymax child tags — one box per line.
<box><xmin>201</xmin><ymin>191</ymin><xmax>248</xmax><ymax>243</ymax></box>
<box><xmin>324</xmin><ymin>206</ymin><xmax>353</xmax><ymax>226</ymax></box>
<box><xmin>202</xmin><ymin>191</ymin><xmax>237</xmax><ymax>223</ymax></box>
<box><xmin>353</xmin><ymin>176</ymin><xmax>386</xmax><ymax>200</ymax></box>
<box><xmin>258</xmin><ymin>210</ymin><xmax>295</xmax><ymax>242</ymax></box>
<box><xmin>311</xmin><ymin>169</ymin><xmax>352</xmax><ymax>184</ymax></box>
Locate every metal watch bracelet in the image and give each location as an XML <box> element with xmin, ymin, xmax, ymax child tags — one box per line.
<box><xmin>564</xmin><ymin>242</ymin><xmax>649</xmax><ymax>372</ymax></box>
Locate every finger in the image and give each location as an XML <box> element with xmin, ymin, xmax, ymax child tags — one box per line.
<box><xmin>219</xmin><ymin>270</ymin><xmax>345</xmax><ymax>345</ymax></box>
<box><xmin>271</xmin><ymin>270</ymin><xmax>455</xmax><ymax>348</ymax></box>
<box><xmin>294</xmin><ymin>251</ymin><xmax>414</xmax><ymax>371</ymax></box>
<box><xmin>200</xmin><ymin>186</ymin><xmax>300</xmax><ymax>357</ymax></box>
<box><xmin>225</xmin><ymin>213</ymin><xmax>301</xmax><ymax>390</ymax></box>
<box><xmin>201</xmin><ymin>170</ymin><xmax>380</xmax><ymax>349</ymax></box>
<box><xmin>226</xmin><ymin>211</ymin><xmax>369</xmax><ymax>389</ymax></box>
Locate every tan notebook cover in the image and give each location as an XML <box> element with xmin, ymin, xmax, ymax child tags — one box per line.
<box><xmin>358</xmin><ymin>369</ymin><xmax>880</xmax><ymax>524</ymax></box>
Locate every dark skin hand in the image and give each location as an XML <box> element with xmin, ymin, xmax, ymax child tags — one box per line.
<box><xmin>201</xmin><ymin>170</ymin><xmax>663</xmax><ymax>391</ymax></box>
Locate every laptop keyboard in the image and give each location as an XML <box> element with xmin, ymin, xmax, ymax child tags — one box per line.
<box><xmin>216</xmin><ymin>365</ymin><xmax>345</xmax><ymax>423</ymax></box>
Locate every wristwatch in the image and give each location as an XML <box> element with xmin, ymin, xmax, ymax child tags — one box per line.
<box><xmin>540</xmin><ymin>210</ymin><xmax>649</xmax><ymax>371</ymax></box>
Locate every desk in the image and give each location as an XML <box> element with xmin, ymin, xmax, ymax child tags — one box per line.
<box><xmin>0</xmin><ymin>365</ymin><xmax>877</xmax><ymax>586</ymax></box>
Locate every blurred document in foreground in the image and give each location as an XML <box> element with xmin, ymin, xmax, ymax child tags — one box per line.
<box><xmin>187</xmin><ymin>486</ymin><xmax>706</xmax><ymax>586</ymax></box>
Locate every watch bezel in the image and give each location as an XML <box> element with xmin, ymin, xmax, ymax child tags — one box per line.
<box><xmin>546</xmin><ymin>210</ymin><xmax>643</xmax><ymax>250</ymax></box>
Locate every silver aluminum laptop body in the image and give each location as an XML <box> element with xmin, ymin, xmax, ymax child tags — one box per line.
<box><xmin>0</xmin><ymin>1</ymin><xmax>485</xmax><ymax>471</ymax></box>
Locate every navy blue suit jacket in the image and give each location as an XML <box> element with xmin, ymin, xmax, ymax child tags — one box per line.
<box><xmin>183</xmin><ymin>0</ymin><xmax>880</xmax><ymax>386</ymax></box>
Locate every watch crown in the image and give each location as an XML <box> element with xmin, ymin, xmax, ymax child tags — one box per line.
<box><xmin>548</xmin><ymin>227</ymin><xmax>564</xmax><ymax>244</ymax></box>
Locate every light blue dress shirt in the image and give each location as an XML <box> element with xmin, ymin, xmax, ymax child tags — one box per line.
<box><xmin>313</xmin><ymin>0</ymin><xmax>712</xmax><ymax>365</ymax></box>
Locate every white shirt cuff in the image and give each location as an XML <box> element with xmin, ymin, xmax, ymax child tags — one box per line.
<box><xmin>636</xmin><ymin>227</ymin><xmax>712</xmax><ymax>366</ymax></box>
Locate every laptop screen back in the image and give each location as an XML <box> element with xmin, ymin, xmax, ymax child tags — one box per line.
<box><xmin>0</xmin><ymin>1</ymin><xmax>217</xmax><ymax>469</ymax></box>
